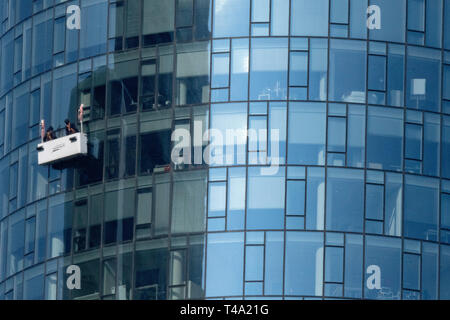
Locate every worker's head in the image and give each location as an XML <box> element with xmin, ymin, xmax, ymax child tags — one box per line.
<box><xmin>47</xmin><ymin>126</ymin><xmax>54</xmax><ymax>132</ymax></box>
<box><xmin>64</xmin><ymin>119</ymin><xmax>71</xmax><ymax>126</ymax></box>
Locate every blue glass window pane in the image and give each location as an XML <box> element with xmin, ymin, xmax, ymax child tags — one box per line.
<box><xmin>440</xmin><ymin>244</ymin><xmax>450</xmax><ymax>299</ymax></box>
<box><xmin>53</xmin><ymin>17</ymin><xmax>66</xmax><ymax>54</ymax></box>
<box><xmin>408</xmin><ymin>0</ymin><xmax>425</xmax><ymax>32</ymax></box>
<box><xmin>286</xmin><ymin>181</ymin><xmax>305</xmax><ymax>215</ymax></box>
<box><xmin>309</xmin><ymin>39</ymin><xmax>328</xmax><ymax>101</ymax></box>
<box><xmin>406</xmin><ymin>46</ymin><xmax>441</xmax><ymax>112</ymax></box>
<box><xmin>406</xmin><ymin>30</ymin><xmax>427</xmax><ymax>46</ymax></box>
<box><xmin>285</xmin><ymin>232</ymin><xmax>323</xmax><ymax>296</ymax></box>
<box><xmin>366</xmin><ymin>221</ymin><xmax>383</xmax><ymax>236</ymax></box>
<box><xmin>328</xmin><ymin>153</ymin><xmax>345</xmax><ymax>166</ymax></box>
<box><xmin>12</xmin><ymin>83</ymin><xmax>29</xmax><ymax>149</ymax></box>
<box><xmin>1</xmin><ymin>31</ymin><xmax>14</xmax><ymax>95</ymax></box>
<box><xmin>422</xmin><ymin>242</ymin><xmax>438</xmax><ymax>299</ymax></box>
<box><xmin>210</xmin><ymin>103</ymin><xmax>247</xmax><ymax>166</ymax></box>
<box><xmin>328</xmin><ymin>117</ymin><xmax>346</xmax><ymax>153</ymax></box>
<box><xmin>368</xmin><ymin>55</ymin><xmax>386</xmax><ymax>91</ymax></box>
<box><xmin>287</xmin><ymin>166</ymin><xmax>305</xmax><ymax>180</ymax></box>
<box><xmin>0</xmin><ymin>110</ymin><xmax>4</xmax><ymax>148</ymax></box>
<box><xmin>269</xmin><ymin>102</ymin><xmax>287</xmax><ymax>164</ymax></box>
<box><xmin>326</xmin><ymin>168</ymin><xmax>364</xmax><ymax>233</ymax></box>
<box><xmin>405</xmin><ymin>124</ymin><xmax>422</xmax><ymax>160</ymax></box>
<box><xmin>325</xmin><ymin>247</ymin><xmax>344</xmax><ymax>283</ymax></box>
<box><xmin>425</xmin><ymin>0</ymin><xmax>443</xmax><ymax>48</ymax></box>
<box><xmin>445</xmin><ymin>1</ymin><xmax>450</xmax><ymax>49</ymax></box>
<box><xmin>369</xmin><ymin>42</ymin><xmax>387</xmax><ymax>55</ymax></box>
<box><xmin>444</xmin><ymin>65</ymin><xmax>450</xmax><ymax>100</ymax></box>
<box><xmin>367</xmin><ymin>107</ymin><xmax>403</xmax><ymax>171</ymax></box>
<box><xmin>245</xmin><ymin>246</ymin><xmax>264</xmax><ymax>281</ymax></box>
<box><xmin>32</xmin><ymin>10</ymin><xmax>53</xmax><ymax>75</ymax></box>
<box><xmin>286</xmin><ymin>216</ymin><xmax>304</xmax><ymax>229</ymax></box>
<box><xmin>211</xmin><ymin>89</ymin><xmax>228</xmax><ymax>102</ymax></box>
<box><xmin>250</xmin><ymin>38</ymin><xmax>288</xmax><ymax>101</ymax></box>
<box><xmin>326</xmin><ymin>232</ymin><xmax>344</xmax><ymax>246</ymax></box>
<box><xmin>250</xmin><ymin>102</ymin><xmax>267</xmax><ymax>115</ymax></box>
<box><xmin>247</xmin><ymin>167</ymin><xmax>285</xmax><ymax>230</ymax></box>
<box><xmin>331</xmin><ymin>0</ymin><xmax>349</xmax><ymax>24</ymax></box>
<box><xmin>288</xmin><ymin>102</ymin><xmax>326</xmax><ymax>165</ymax></box>
<box><xmin>329</xmin><ymin>39</ymin><xmax>367</xmax><ymax>103</ymax></box>
<box><xmin>289</xmin><ymin>87</ymin><xmax>307</xmax><ymax>100</ymax></box>
<box><xmin>230</xmin><ymin>38</ymin><xmax>249</xmax><ymax>101</ymax></box>
<box><xmin>0</xmin><ymin>221</ymin><xmax>7</xmax><ymax>281</ymax></box>
<box><xmin>365</xmin><ymin>236</ymin><xmax>401</xmax><ymax>300</ymax></box>
<box><xmin>211</xmin><ymin>53</ymin><xmax>230</xmax><ymax>88</ymax></box>
<box><xmin>349</xmin><ymin>0</ymin><xmax>367</xmax><ymax>39</ymax></box>
<box><xmin>52</xmin><ymin>64</ymin><xmax>78</xmax><ymax>127</ymax></box>
<box><xmin>369</xmin><ymin>0</ymin><xmax>406</xmax><ymax>43</ymax></box>
<box><xmin>245</xmin><ymin>282</ymin><xmax>263</xmax><ymax>295</ymax></box>
<box><xmin>408</xmin><ymin>31</ymin><xmax>425</xmax><ymax>46</ymax></box>
<box><xmin>366</xmin><ymin>184</ymin><xmax>384</xmax><ymax>221</ymax></box>
<box><xmin>291</xmin><ymin>0</ymin><xmax>329</xmax><ymax>36</ymax></box>
<box><xmin>384</xmin><ymin>173</ymin><xmax>402</xmax><ymax>236</ymax></box>
<box><xmin>208</xmin><ymin>182</ymin><xmax>226</xmax><ymax>217</ymax></box>
<box><xmin>265</xmin><ymin>232</ymin><xmax>284</xmax><ymax>295</ymax></box>
<box><xmin>306</xmin><ymin>167</ymin><xmax>325</xmax><ymax>230</ymax></box>
<box><xmin>212</xmin><ymin>39</ymin><xmax>229</xmax><ymax>53</ymax></box>
<box><xmin>344</xmin><ymin>234</ymin><xmax>363</xmax><ymax>298</ymax></box>
<box><xmin>16</xmin><ymin>0</ymin><xmax>32</xmax><ymax>23</ymax></box>
<box><xmin>271</xmin><ymin>0</ymin><xmax>289</xmax><ymax>36</ymax></box>
<box><xmin>80</xmin><ymin>0</ymin><xmax>108</xmax><ymax>58</ymax></box>
<box><xmin>403</xmin><ymin>253</ymin><xmax>420</xmax><ymax>291</ymax></box>
<box><xmin>289</xmin><ymin>52</ymin><xmax>308</xmax><ymax>87</ymax></box>
<box><xmin>325</xmin><ymin>283</ymin><xmax>343</xmax><ymax>298</ymax></box>
<box><xmin>347</xmin><ymin>105</ymin><xmax>365</xmax><ymax>168</ymax></box>
<box><xmin>23</xmin><ymin>264</ymin><xmax>44</xmax><ymax>300</ymax></box>
<box><xmin>444</xmin><ymin>117</ymin><xmax>450</xmax><ymax>179</ymax></box>
<box><xmin>290</xmin><ymin>38</ymin><xmax>308</xmax><ymax>51</ymax></box>
<box><xmin>442</xmin><ymin>193</ymin><xmax>450</xmax><ymax>230</ymax></box>
<box><xmin>330</xmin><ymin>24</ymin><xmax>348</xmax><ymax>37</ymax></box>
<box><xmin>213</xmin><ymin>0</ymin><xmax>250</xmax><ymax>38</ymax></box>
<box><xmin>423</xmin><ymin>113</ymin><xmax>440</xmax><ymax>176</ymax></box>
<box><xmin>404</xmin><ymin>175</ymin><xmax>439</xmax><ymax>241</ymax></box>
<box><xmin>206</xmin><ymin>232</ymin><xmax>244</xmax><ymax>297</ymax></box>
<box><xmin>209</xmin><ymin>168</ymin><xmax>226</xmax><ymax>181</ymax></box>
<box><xmin>47</xmin><ymin>196</ymin><xmax>72</xmax><ymax>258</ymax></box>
<box><xmin>227</xmin><ymin>167</ymin><xmax>246</xmax><ymax>230</ymax></box>
<box><xmin>7</xmin><ymin>211</ymin><xmax>25</xmax><ymax>276</ymax></box>
<box><xmin>252</xmin><ymin>0</ymin><xmax>270</xmax><ymax>22</ymax></box>
<box><xmin>251</xmin><ymin>23</ymin><xmax>269</xmax><ymax>36</ymax></box>
<box><xmin>208</xmin><ymin>218</ymin><xmax>225</xmax><ymax>231</ymax></box>
<box><xmin>387</xmin><ymin>44</ymin><xmax>405</xmax><ymax>107</ymax></box>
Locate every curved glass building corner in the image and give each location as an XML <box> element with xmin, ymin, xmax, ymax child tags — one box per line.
<box><xmin>0</xmin><ymin>0</ymin><xmax>449</xmax><ymax>300</ymax></box>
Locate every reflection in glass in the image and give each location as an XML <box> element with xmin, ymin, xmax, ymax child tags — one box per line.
<box><xmin>326</xmin><ymin>168</ymin><xmax>364</xmax><ymax>232</ymax></box>
<box><xmin>404</xmin><ymin>175</ymin><xmax>439</xmax><ymax>241</ymax></box>
<box><xmin>285</xmin><ymin>232</ymin><xmax>323</xmax><ymax>296</ymax></box>
<box><xmin>291</xmin><ymin>0</ymin><xmax>329</xmax><ymax>36</ymax></box>
<box><xmin>247</xmin><ymin>167</ymin><xmax>285</xmax><ymax>230</ymax></box>
<box><xmin>288</xmin><ymin>102</ymin><xmax>326</xmax><ymax>165</ymax></box>
<box><xmin>329</xmin><ymin>39</ymin><xmax>366</xmax><ymax>103</ymax></box>
<box><xmin>250</xmin><ymin>38</ymin><xmax>288</xmax><ymax>101</ymax></box>
<box><xmin>406</xmin><ymin>46</ymin><xmax>441</xmax><ymax>112</ymax></box>
<box><xmin>206</xmin><ymin>232</ymin><xmax>244</xmax><ymax>297</ymax></box>
<box><xmin>213</xmin><ymin>0</ymin><xmax>249</xmax><ymax>38</ymax></box>
<box><xmin>365</xmin><ymin>236</ymin><xmax>401</xmax><ymax>300</ymax></box>
<box><xmin>367</xmin><ymin>107</ymin><xmax>403</xmax><ymax>171</ymax></box>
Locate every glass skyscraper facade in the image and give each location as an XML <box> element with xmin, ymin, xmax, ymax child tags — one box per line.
<box><xmin>0</xmin><ymin>0</ymin><xmax>449</xmax><ymax>300</ymax></box>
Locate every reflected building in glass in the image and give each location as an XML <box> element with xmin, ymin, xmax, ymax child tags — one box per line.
<box><xmin>0</xmin><ymin>0</ymin><xmax>449</xmax><ymax>300</ymax></box>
